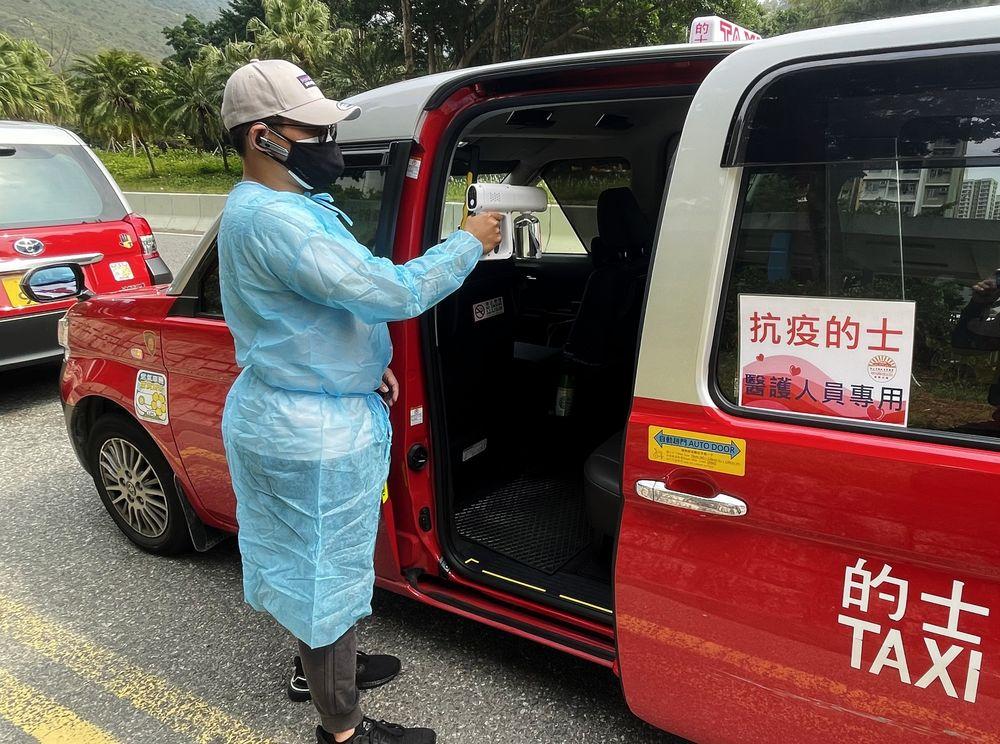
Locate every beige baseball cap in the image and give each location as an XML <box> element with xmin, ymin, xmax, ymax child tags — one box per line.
<box><xmin>221</xmin><ymin>59</ymin><xmax>361</xmax><ymax>130</ymax></box>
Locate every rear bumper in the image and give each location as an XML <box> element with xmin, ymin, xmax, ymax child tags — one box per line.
<box><xmin>145</xmin><ymin>256</ymin><xmax>173</xmax><ymax>286</ymax></box>
<box><xmin>0</xmin><ymin>309</ymin><xmax>64</xmax><ymax>371</ymax></box>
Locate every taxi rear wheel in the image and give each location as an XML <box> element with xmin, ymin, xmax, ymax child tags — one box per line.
<box><xmin>86</xmin><ymin>414</ymin><xmax>190</xmax><ymax>555</ymax></box>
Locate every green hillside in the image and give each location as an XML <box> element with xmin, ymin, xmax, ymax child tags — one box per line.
<box><xmin>0</xmin><ymin>0</ymin><xmax>223</xmax><ymax>63</ymax></box>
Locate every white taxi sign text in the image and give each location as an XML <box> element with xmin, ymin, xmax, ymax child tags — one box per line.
<box><xmin>690</xmin><ymin>16</ymin><xmax>761</xmax><ymax>43</ymax></box>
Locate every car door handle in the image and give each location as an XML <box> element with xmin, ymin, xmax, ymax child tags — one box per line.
<box><xmin>635</xmin><ymin>480</ymin><xmax>747</xmax><ymax>517</ymax></box>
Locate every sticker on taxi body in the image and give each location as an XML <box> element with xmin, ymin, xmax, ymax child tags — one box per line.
<box><xmin>647</xmin><ymin>426</ymin><xmax>746</xmax><ymax>477</ymax></box>
<box><xmin>109</xmin><ymin>261</ymin><xmax>135</xmax><ymax>282</ymax></box>
<box><xmin>134</xmin><ymin>370</ymin><xmax>168</xmax><ymax>425</ymax></box>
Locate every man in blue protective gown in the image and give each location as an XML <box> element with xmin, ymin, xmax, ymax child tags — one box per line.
<box><xmin>217</xmin><ymin>59</ymin><xmax>501</xmax><ymax>744</ymax></box>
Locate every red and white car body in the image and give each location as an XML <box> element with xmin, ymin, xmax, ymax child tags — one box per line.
<box><xmin>0</xmin><ymin>121</ymin><xmax>170</xmax><ymax>370</ymax></box>
<box><xmin>46</xmin><ymin>9</ymin><xmax>1000</xmax><ymax>742</ymax></box>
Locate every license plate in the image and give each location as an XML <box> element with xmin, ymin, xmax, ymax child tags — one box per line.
<box><xmin>110</xmin><ymin>261</ymin><xmax>135</xmax><ymax>282</ymax></box>
<box><xmin>1</xmin><ymin>275</ymin><xmax>36</xmax><ymax>309</ymax></box>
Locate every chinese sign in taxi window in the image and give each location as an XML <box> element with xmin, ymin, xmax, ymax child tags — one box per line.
<box><xmin>738</xmin><ymin>295</ymin><xmax>915</xmax><ymax>426</ymax></box>
<box><xmin>720</xmin><ymin>52</ymin><xmax>1000</xmax><ymax>442</ymax></box>
<box><xmin>717</xmin><ymin>163</ymin><xmax>1000</xmax><ymax>442</ymax></box>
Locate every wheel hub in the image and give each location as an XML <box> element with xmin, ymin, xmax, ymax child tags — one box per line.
<box><xmin>98</xmin><ymin>437</ymin><xmax>168</xmax><ymax>539</ymax></box>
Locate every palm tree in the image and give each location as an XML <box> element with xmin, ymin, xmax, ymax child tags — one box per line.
<box><xmin>0</xmin><ymin>33</ymin><xmax>71</xmax><ymax>122</ymax></box>
<box><xmin>247</xmin><ymin>0</ymin><xmax>335</xmax><ymax>77</ymax></box>
<box><xmin>71</xmin><ymin>50</ymin><xmax>162</xmax><ymax>176</ymax></box>
<box><xmin>159</xmin><ymin>60</ymin><xmax>232</xmax><ymax>171</ymax></box>
<box><xmin>197</xmin><ymin>40</ymin><xmax>257</xmax><ymax>78</ymax></box>
<box><xmin>321</xmin><ymin>28</ymin><xmax>406</xmax><ymax>99</ymax></box>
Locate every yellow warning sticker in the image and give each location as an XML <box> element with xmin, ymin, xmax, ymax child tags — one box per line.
<box><xmin>381</xmin><ymin>483</ymin><xmax>389</xmax><ymax>503</ymax></box>
<box><xmin>647</xmin><ymin>426</ymin><xmax>746</xmax><ymax>477</ymax></box>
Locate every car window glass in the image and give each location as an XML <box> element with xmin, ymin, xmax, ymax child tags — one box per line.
<box><xmin>200</xmin><ymin>248</ymin><xmax>223</xmax><ymax>317</ymax></box>
<box><xmin>718</xmin><ymin>51</ymin><xmax>1000</xmax><ymax>443</ymax></box>
<box><xmin>736</xmin><ymin>49</ymin><xmax>1000</xmax><ymax>167</ymax></box>
<box><xmin>0</xmin><ymin>144</ymin><xmax>125</xmax><ymax>229</ymax></box>
<box><xmin>330</xmin><ymin>159</ymin><xmax>392</xmax><ymax>257</ymax></box>
<box><xmin>539</xmin><ymin>159</ymin><xmax>631</xmax><ymax>255</ymax></box>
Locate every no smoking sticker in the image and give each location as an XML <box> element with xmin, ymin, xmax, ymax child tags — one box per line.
<box><xmin>472</xmin><ymin>297</ymin><xmax>504</xmax><ymax>322</ymax></box>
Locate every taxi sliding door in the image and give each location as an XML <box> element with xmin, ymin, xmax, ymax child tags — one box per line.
<box><xmin>615</xmin><ymin>41</ymin><xmax>1000</xmax><ymax>743</ymax></box>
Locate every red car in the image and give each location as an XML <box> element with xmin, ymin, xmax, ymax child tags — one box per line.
<box><xmin>0</xmin><ymin>121</ymin><xmax>171</xmax><ymax>370</ymax></box>
<box><xmin>32</xmin><ymin>10</ymin><xmax>1000</xmax><ymax>742</ymax></box>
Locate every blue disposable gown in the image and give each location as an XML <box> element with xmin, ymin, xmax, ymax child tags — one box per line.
<box><xmin>217</xmin><ymin>180</ymin><xmax>482</xmax><ymax>648</ymax></box>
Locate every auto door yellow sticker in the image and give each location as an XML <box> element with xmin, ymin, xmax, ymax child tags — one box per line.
<box><xmin>648</xmin><ymin>426</ymin><xmax>746</xmax><ymax>477</ymax></box>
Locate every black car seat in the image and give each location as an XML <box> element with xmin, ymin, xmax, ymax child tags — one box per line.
<box><xmin>563</xmin><ymin>187</ymin><xmax>653</xmax><ymax>367</ymax></box>
<box><xmin>583</xmin><ymin>431</ymin><xmax>624</xmax><ymax>545</ymax></box>
<box><xmin>561</xmin><ymin>188</ymin><xmax>653</xmax><ymax>440</ymax></box>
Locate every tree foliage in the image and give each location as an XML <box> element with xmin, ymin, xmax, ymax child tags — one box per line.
<box><xmin>0</xmin><ymin>32</ymin><xmax>71</xmax><ymax>122</ymax></box>
<box><xmin>3</xmin><ymin>0</ymin><xmax>999</xmax><ymax>178</ymax></box>
<box><xmin>71</xmin><ymin>50</ymin><xmax>164</xmax><ymax>174</ymax></box>
<box><xmin>159</xmin><ymin>59</ymin><xmax>233</xmax><ymax>170</ymax></box>
<box><xmin>247</xmin><ymin>0</ymin><xmax>337</xmax><ymax>77</ymax></box>
<box><xmin>765</xmin><ymin>0</ymin><xmax>999</xmax><ymax>34</ymax></box>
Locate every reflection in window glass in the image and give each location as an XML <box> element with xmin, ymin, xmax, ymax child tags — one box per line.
<box><xmin>718</xmin><ymin>161</ymin><xmax>1000</xmax><ymax>440</ymax></box>
<box><xmin>724</xmin><ymin>50</ymin><xmax>1000</xmax><ymax>442</ymax></box>
<box><xmin>0</xmin><ymin>144</ymin><xmax>125</xmax><ymax>229</ymax></box>
<box><xmin>739</xmin><ymin>52</ymin><xmax>1000</xmax><ymax>167</ymax></box>
<box><xmin>329</xmin><ymin>166</ymin><xmax>389</xmax><ymax>256</ymax></box>
<box><xmin>201</xmin><ymin>252</ymin><xmax>223</xmax><ymax>316</ymax></box>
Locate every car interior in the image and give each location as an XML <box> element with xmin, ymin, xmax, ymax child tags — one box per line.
<box><xmin>427</xmin><ymin>95</ymin><xmax>692</xmax><ymax>621</ymax></box>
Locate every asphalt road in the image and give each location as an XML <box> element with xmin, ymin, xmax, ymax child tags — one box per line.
<box><xmin>0</xmin><ymin>232</ymin><xmax>680</xmax><ymax>744</ymax></box>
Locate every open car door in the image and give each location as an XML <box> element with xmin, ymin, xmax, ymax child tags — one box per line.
<box><xmin>614</xmin><ymin>31</ymin><xmax>1000</xmax><ymax>744</ymax></box>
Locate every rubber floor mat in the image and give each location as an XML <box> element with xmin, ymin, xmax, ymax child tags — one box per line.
<box><xmin>454</xmin><ymin>475</ymin><xmax>589</xmax><ymax>574</ymax></box>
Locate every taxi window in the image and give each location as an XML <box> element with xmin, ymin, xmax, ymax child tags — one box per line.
<box><xmin>0</xmin><ymin>143</ymin><xmax>125</xmax><ymax>229</ymax></box>
<box><xmin>330</xmin><ymin>152</ymin><xmax>395</xmax><ymax>257</ymax></box>
<box><xmin>540</xmin><ymin>159</ymin><xmax>631</xmax><ymax>255</ymax></box>
<box><xmin>200</xmin><ymin>249</ymin><xmax>223</xmax><ymax>317</ymax></box>
<box><xmin>717</xmin><ymin>49</ymin><xmax>1000</xmax><ymax>445</ymax></box>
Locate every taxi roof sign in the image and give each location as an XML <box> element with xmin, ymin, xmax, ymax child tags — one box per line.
<box><xmin>690</xmin><ymin>16</ymin><xmax>762</xmax><ymax>43</ymax></box>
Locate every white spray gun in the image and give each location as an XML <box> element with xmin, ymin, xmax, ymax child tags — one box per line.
<box><xmin>466</xmin><ymin>184</ymin><xmax>548</xmax><ymax>260</ymax></box>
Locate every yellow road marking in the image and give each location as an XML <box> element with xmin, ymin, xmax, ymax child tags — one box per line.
<box><xmin>0</xmin><ymin>667</ymin><xmax>119</xmax><ymax>744</ymax></box>
<box><xmin>464</xmin><ymin>558</ymin><xmax>479</xmax><ymax>565</ymax></box>
<box><xmin>558</xmin><ymin>595</ymin><xmax>614</xmax><ymax>615</ymax></box>
<box><xmin>0</xmin><ymin>594</ymin><xmax>275</xmax><ymax>744</ymax></box>
<box><xmin>481</xmin><ymin>570</ymin><xmax>546</xmax><ymax>592</ymax></box>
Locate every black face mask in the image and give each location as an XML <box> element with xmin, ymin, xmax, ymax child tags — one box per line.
<box><xmin>257</xmin><ymin>126</ymin><xmax>345</xmax><ymax>193</ymax></box>
<box><xmin>283</xmin><ymin>139</ymin><xmax>345</xmax><ymax>194</ymax></box>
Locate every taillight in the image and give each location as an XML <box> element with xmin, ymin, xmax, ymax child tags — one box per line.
<box><xmin>126</xmin><ymin>214</ymin><xmax>159</xmax><ymax>259</ymax></box>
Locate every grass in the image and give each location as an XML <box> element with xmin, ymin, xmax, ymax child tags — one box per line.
<box><xmin>96</xmin><ymin>149</ymin><xmax>240</xmax><ymax>194</ymax></box>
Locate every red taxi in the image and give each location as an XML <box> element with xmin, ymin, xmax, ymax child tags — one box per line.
<box><xmin>30</xmin><ymin>9</ymin><xmax>1000</xmax><ymax>742</ymax></box>
<box><xmin>0</xmin><ymin>121</ymin><xmax>170</xmax><ymax>370</ymax></box>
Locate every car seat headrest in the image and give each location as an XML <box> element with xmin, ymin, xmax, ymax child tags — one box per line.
<box><xmin>592</xmin><ymin>187</ymin><xmax>653</xmax><ymax>261</ymax></box>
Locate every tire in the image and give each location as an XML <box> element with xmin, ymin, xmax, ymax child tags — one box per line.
<box><xmin>86</xmin><ymin>414</ymin><xmax>191</xmax><ymax>554</ymax></box>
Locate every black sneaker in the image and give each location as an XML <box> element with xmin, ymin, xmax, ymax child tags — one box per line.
<box><xmin>288</xmin><ymin>655</ymin><xmax>310</xmax><ymax>702</ymax></box>
<box><xmin>316</xmin><ymin>717</ymin><xmax>436</xmax><ymax>744</ymax></box>
<box><xmin>289</xmin><ymin>652</ymin><xmax>402</xmax><ymax>701</ymax></box>
<box><xmin>356</xmin><ymin>651</ymin><xmax>402</xmax><ymax>690</ymax></box>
